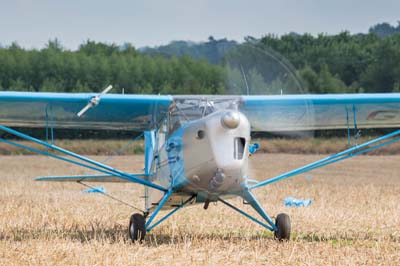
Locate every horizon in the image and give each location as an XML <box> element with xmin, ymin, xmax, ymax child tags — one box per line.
<box><xmin>0</xmin><ymin>23</ymin><xmax>398</xmax><ymax>51</ymax></box>
<box><xmin>1</xmin><ymin>0</ymin><xmax>400</xmax><ymax>50</ymax></box>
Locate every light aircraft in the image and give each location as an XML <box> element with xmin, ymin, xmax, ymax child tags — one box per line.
<box><xmin>1</xmin><ymin>87</ymin><xmax>399</xmax><ymax>241</ymax></box>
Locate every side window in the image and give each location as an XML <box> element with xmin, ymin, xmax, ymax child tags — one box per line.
<box><xmin>157</xmin><ymin>120</ymin><xmax>167</xmax><ymax>151</ymax></box>
<box><xmin>169</xmin><ymin>112</ymin><xmax>181</xmax><ymax>135</ymax></box>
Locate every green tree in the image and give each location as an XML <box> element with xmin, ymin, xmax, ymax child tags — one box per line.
<box><xmin>317</xmin><ymin>64</ymin><xmax>346</xmax><ymax>93</ymax></box>
<box><xmin>360</xmin><ymin>38</ymin><xmax>400</xmax><ymax>92</ymax></box>
<box><xmin>299</xmin><ymin>66</ymin><xmax>318</xmax><ymax>93</ymax></box>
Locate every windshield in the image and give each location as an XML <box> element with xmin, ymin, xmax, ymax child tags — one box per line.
<box><xmin>169</xmin><ymin>96</ymin><xmax>241</xmax><ymax>133</ymax></box>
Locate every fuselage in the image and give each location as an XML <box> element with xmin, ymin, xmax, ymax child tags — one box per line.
<box><xmin>180</xmin><ymin>110</ymin><xmax>250</xmax><ymax>194</ymax></box>
<box><xmin>145</xmin><ymin>103</ymin><xmax>251</xmax><ymax>211</ymax></box>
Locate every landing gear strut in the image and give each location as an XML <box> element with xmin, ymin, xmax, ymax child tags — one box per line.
<box><xmin>274</xmin><ymin>213</ymin><xmax>291</xmax><ymax>240</ymax></box>
<box><xmin>129</xmin><ymin>213</ymin><xmax>146</xmax><ymax>242</ymax></box>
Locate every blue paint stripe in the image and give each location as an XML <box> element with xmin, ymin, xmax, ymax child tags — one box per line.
<box><xmin>242</xmin><ymin>93</ymin><xmax>400</xmax><ymax>106</ymax></box>
<box><xmin>0</xmin><ymin>92</ymin><xmax>173</xmax><ymax>103</ymax></box>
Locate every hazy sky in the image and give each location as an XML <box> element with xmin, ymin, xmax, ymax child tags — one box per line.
<box><xmin>1</xmin><ymin>0</ymin><xmax>399</xmax><ymax>49</ymax></box>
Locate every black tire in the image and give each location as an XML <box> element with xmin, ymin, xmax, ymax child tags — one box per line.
<box><xmin>274</xmin><ymin>213</ymin><xmax>291</xmax><ymax>241</ymax></box>
<box><xmin>129</xmin><ymin>213</ymin><xmax>146</xmax><ymax>242</ymax></box>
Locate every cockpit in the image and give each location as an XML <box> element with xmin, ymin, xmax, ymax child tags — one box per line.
<box><xmin>169</xmin><ymin>96</ymin><xmax>241</xmax><ymax>134</ymax></box>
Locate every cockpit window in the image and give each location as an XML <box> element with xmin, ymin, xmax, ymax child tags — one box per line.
<box><xmin>169</xmin><ymin>96</ymin><xmax>241</xmax><ymax>135</ymax></box>
<box><xmin>171</xmin><ymin>97</ymin><xmax>240</xmax><ymax>122</ymax></box>
<box><xmin>234</xmin><ymin>137</ymin><xmax>246</xmax><ymax>160</ymax></box>
<box><xmin>169</xmin><ymin>112</ymin><xmax>181</xmax><ymax>134</ymax></box>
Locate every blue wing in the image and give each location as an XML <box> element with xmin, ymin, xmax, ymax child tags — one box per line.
<box><xmin>0</xmin><ymin>92</ymin><xmax>172</xmax><ymax>130</ymax></box>
<box><xmin>241</xmin><ymin>93</ymin><xmax>400</xmax><ymax>131</ymax></box>
<box><xmin>2</xmin><ymin>92</ymin><xmax>400</xmax><ymax>132</ymax></box>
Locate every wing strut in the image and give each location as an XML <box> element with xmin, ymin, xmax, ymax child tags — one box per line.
<box><xmin>0</xmin><ymin>125</ymin><xmax>167</xmax><ymax>192</ymax></box>
<box><xmin>249</xmin><ymin>129</ymin><xmax>400</xmax><ymax>190</ymax></box>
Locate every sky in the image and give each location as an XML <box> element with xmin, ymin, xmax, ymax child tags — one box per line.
<box><xmin>1</xmin><ymin>0</ymin><xmax>399</xmax><ymax>50</ymax></box>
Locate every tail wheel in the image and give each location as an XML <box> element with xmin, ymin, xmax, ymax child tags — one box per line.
<box><xmin>129</xmin><ymin>213</ymin><xmax>146</xmax><ymax>242</ymax></box>
<box><xmin>274</xmin><ymin>213</ymin><xmax>291</xmax><ymax>241</ymax></box>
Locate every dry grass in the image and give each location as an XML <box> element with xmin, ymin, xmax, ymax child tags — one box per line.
<box><xmin>1</xmin><ymin>136</ymin><xmax>400</xmax><ymax>155</ymax></box>
<box><xmin>254</xmin><ymin>137</ymin><xmax>400</xmax><ymax>155</ymax></box>
<box><xmin>1</xmin><ymin>154</ymin><xmax>400</xmax><ymax>265</ymax></box>
<box><xmin>0</xmin><ymin>139</ymin><xmax>145</xmax><ymax>156</ymax></box>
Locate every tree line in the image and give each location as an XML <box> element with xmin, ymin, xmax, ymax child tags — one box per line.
<box><xmin>261</xmin><ymin>31</ymin><xmax>400</xmax><ymax>93</ymax></box>
<box><xmin>0</xmin><ymin>40</ymin><xmax>224</xmax><ymax>95</ymax></box>
<box><xmin>1</xmin><ymin>27</ymin><xmax>400</xmax><ymax>95</ymax></box>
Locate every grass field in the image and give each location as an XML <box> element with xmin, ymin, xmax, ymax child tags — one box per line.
<box><xmin>1</xmin><ymin>154</ymin><xmax>399</xmax><ymax>265</ymax></box>
<box><xmin>1</xmin><ymin>136</ymin><xmax>400</xmax><ymax>155</ymax></box>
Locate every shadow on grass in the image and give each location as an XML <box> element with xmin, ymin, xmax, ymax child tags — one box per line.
<box><xmin>0</xmin><ymin>225</ymin><xmax>128</xmax><ymax>244</ymax></box>
<box><xmin>143</xmin><ymin>231</ymin><xmax>274</xmax><ymax>246</ymax></box>
<box><xmin>2</xmin><ymin>226</ymin><xmax>398</xmax><ymax>245</ymax></box>
<box><xmin>1</xmin><ymin>227</ymin><xmax>273</xmax><ymax>244</ymax></box>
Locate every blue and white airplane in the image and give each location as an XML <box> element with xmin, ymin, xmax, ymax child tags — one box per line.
<box><xmin>0</xmin><ymin>89</ymin><xmax>399</xmax><ymax>241</ymax></box>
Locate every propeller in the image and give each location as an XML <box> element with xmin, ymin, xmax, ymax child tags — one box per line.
<box><xmin>77</xmin><ymin>85</ymin><xmax>113</xmax><ymax>117</ymax></box>
<box><xmin>223</xmin><ymin>41</ymin><xmax>315</xmax><ymax>138</ymax></box>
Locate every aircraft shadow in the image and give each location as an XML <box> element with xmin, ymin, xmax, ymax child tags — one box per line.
<box><xmin>1</xmin><ymin>227</ymin><xmax>274</xmax><ymax>244</ymax></box>
<box><xmin>0</xmin><ymin>227</ymin><xmax>128</xmax><ymax>244</ymax></box>
<box><xmin>1</xmin><ymin>227</ymin><xmax>387</xmax><ymax>244</ymax></box>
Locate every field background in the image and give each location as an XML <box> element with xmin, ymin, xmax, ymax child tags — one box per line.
<box><xmin>1</xmin><ymin>137</ymin><xmax>400</xmax><ymax>155</ymax></box>
<box><xmin>1</xmin><ymin>152</ymin><xmax>399</xmax><ymax>265</ymax></box>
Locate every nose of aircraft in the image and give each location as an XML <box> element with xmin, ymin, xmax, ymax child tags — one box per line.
<box><xmin>181</xmin><ymin>109</ymin><xmax>251</xmax><ymax>192</ymax></box>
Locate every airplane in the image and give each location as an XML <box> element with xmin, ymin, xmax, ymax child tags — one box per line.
<box><xmin>0</xmin><ymin>87</ymin><xmax>399</xmax><ymax>242</ymax></box>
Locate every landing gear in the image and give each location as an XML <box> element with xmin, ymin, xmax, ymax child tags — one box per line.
<box><xmin>274</xmin><ymin>213</ymin><xmax>291</xmax><ymax>240</ymax></box>
<box><xmin>129</xmin><ymin>213</ymin><xmax>146</xmax><ymax>242</ymax></box>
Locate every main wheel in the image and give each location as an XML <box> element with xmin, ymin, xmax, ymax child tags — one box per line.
<box><xmin>274</xmin><ymin>213</ymin><xmax>291</xmax><ymax>241</ymax></box>
<box><xmin>129</xmin><ymin>213</ymin><xmax>146</xmax><ymax>242</ymax></box>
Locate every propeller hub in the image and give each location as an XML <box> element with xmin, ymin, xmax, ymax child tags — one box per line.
<box><xmin>221</xmin><ymin>111</ymin><xmax>241</xmax><ymax>129</ymax></box>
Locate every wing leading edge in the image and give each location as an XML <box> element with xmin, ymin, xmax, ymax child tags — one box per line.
<box><xmin>0</xmin><ymin>92</ymin><xmax>173</xmax><ymax>130</ymax></box>
<box><xmin>241</xmin><ymin>93</ymin><xmax>400</xmax><ymax>131</ymax></box>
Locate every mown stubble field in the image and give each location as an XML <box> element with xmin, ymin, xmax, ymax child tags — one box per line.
<box><xmin>1</xmin><ymin>154</ymin><xmax>399</xmax><ymax>265</ymax></box>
